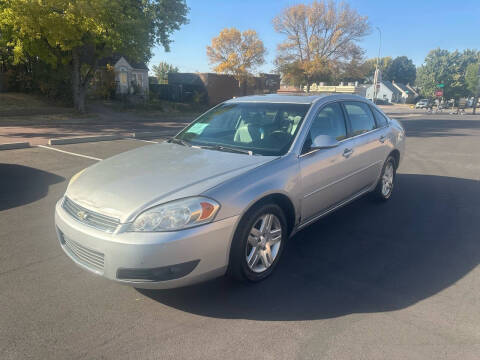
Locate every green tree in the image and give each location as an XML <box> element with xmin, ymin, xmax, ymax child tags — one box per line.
<box><xmin>385</xmin><ymin>56</ymin><xmax>416</xmax><ymax>84</ymax></box>
<box><xmin>152</xmin><ymin>61</ymin><xmax>179</xmax><ymax>83</ymax></box>
<box><xmin>335</xmin><ymin>46</ymin><xmax>368</xmax><ymax>83</ymax></box>
<box><xmin>273</xmin><ymin>0</ymin><xmax>370</xmax><ymax>90</ymax></box>
<box><xmin>416</xmin><ymin>48</ymin><xmax>479</xmax><ymax>99</ymax></box>
<box><xmin>466</xmin><ymin>62</ymin><xmax>480</xmax><ymax>114</ymax></box>
<box><xmin>0</xmin><ymin>0</ymin><xmax>188</xmax><ymax>112</ymax></box>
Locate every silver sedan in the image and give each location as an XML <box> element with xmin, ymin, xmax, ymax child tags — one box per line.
<box><xmin>55</xmin><ymin>94</ymin><xmax>405</xmax><ymax>288</ymax></box>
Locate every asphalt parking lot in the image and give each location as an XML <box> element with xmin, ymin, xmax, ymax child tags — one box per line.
<box><xmin>1</xmin><ymin>113</ymin><xmax>479</xmax><ymax>359</ymax></box>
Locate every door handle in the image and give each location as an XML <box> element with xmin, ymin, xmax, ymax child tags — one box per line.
<box><xmin>343</xmin><ymin>148</ymin><xmax>354</xmax><ymax>158</ymax></box>
<box><xmin>379</xmin><ymin>135</ymin><xmax>386</xmax><ymax>143</ymax></box>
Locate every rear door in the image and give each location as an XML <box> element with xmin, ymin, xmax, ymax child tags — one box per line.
<box><xmin>370</xmin><ymin>105</ymin><xmax>391</xmax><ymax>162</ymax></box>
<box><xmin>341</xmin><ymin>101</ymin><xmax>385</xmax><ymax>191</ymax></box>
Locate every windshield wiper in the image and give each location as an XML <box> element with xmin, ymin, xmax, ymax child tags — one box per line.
<box><xmin>168</xmin><ymin>137</ymin><xmax>191</xmax><ymax>147</ymax></box>
<box><xmin>199</xmin><ymin>144</ymin><xmax>254</xmax><ymax>156</ymax></box>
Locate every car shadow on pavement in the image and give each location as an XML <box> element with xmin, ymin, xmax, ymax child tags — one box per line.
<box><xmin>0</xmin><ymin>164</ymin><xmax>64</xmax><ymax>211</ymax></box>
<box><xmin>138</xmin><ymin>174</ymin><xmax>480</xmax><ymax>321</ymax></box>
<box><xmin>401</xmin><ymin>118</ymin><xmax>480</xmax><ymax>137</ymax></box>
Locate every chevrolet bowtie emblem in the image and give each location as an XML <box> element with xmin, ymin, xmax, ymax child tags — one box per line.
<box><xmin>77</xmin><ymin>210</ymin><xmax>89</xmax><ymax>220</ymax></box>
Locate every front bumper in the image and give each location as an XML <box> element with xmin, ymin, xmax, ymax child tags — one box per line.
<box><xmin>55</xmin><ymin>199</ymin><xmax>239</xmax><ymax>289</ymax></box>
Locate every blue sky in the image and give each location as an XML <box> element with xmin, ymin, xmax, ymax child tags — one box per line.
<box><xmin>149</xmin><ymin>0</ymin><xmax>480</xmax><ymax>74</ymax></box>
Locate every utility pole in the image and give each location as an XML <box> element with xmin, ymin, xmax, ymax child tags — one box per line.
<box><xmin>474</xmin><ymin>62</ymin><xmax>480</xmax><ymax>115</ymax></box>
<box><xmin>372</xmin><ymin>27</ymin><xmax>382</xmax><ymax>104</ymax></box>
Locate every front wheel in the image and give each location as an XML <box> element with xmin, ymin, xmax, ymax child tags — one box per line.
<box><xmin>372</xmin><ymin>156</ymin><xmax>396</xmax><ymax>201</ymax></box>
<box><xmin>228</xmin><ymin>203</ymin><xmax>287</xmax><ymax>282</ymax></box>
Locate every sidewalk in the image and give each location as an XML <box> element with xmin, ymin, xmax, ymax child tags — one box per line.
<box><xmin>0</xmin><ymin>119</ymin><xmax>191</xmax><ymax>145</ymax></box>
<box><xmin>0</xmin><ymin>94</ymin><xmax>198</xmax><ymax>145</ymax></box>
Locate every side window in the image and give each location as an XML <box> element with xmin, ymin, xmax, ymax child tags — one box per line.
<box><xmin>343</xmin><ymin>102</ymin><xmax>376</xmax><ymax>136</ymax></box>
<box><xmin>302</xmin><ymin>102</ymin><xmax>347</xmax><ymax>153</ymax></box>
<box><xmin>371</xmin><ymin>107</ymin><xmax>389</xmax><ymax>127</ymax></box>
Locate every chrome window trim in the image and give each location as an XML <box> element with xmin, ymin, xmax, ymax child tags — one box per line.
<box><xmin>298</xmin><ymin>124</ymin><xmax>386</xmax><ymax>158</ymax></box>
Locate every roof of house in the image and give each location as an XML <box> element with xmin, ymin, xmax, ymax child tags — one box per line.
<box><xmin>381</xmin><ymin>81</ymin><xmax>401</xmax><ymax>95</ymax></box>
<box><xmin>98</xmin><ymin>54</ymin><xmax>148</xmax><ymax>70</ymax></box>
<box><xmin>168</xmin><ymin>73</ymin><xmax>206</xmax><ymax>86</ymax></box>
<box><xmin>393</xmin><ymin>82</ymin><xmax>411</xmax><ymax>94</ymax></box>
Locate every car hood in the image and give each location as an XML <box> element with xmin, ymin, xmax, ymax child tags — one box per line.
<box><xmin>66</xmin><ymin>142</ymin><xmax>276</xmax><ymax>222</ymax></box>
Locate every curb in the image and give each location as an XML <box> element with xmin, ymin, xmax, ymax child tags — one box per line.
<box><xmin>0</xmin><ymin>142</ymin><xmax>31</xmax><ymax>150</ymax></box>
<box><xmin>48</xmin><ymin>135</ymin><xmax>122</xmax><ymax>145</ymax></box>
<box><xmin>132</xmin><ymin>130</ymin><xmax>178</xmax><ymax>139</ymax></box>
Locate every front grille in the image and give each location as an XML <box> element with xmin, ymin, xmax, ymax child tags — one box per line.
<box><xmin>62</xmin><ymin>197</ymin><xmax>119</xmax><ymax>233</ymax></box>
<box><xmin>60</xmin><ymin>233</ymin><xmax>105</xmax><ymax>273</ymax></box>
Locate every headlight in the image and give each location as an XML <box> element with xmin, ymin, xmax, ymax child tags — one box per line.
<box><xmin>69</xmin><ymin>168</ymin><xmax>86</xmax><ymax>186</ymax></box>
<box><xmin>128</xmin><ymin>197</ymin><xmax>220</xmax><ymax>232</ymax></box>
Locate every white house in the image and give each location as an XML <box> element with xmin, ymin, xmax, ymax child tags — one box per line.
<box><xmin>96</xmin><ymin>55</ymin><xmax>149</xmax><ymax>98</ymax></box>
<box><xmin>366</xmin><ymin>80</ymin><xmax>403</xmax><ymax>103</ymax></box>
<box><xmin>392</xmin><ymin>81</ymin><xmax>417</xmax><ymax>103</ymax></box>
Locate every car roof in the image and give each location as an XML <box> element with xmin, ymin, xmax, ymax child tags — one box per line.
<box><xmin>225</xmin><ymin>93</ymin><xmax>369</xmax><ymax>105</ymax></box>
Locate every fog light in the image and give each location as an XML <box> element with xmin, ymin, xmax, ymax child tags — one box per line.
<box><xmin>116</xmin><ymin>260</ymin><xmax>200</xmax><ymax>282</ymax></box>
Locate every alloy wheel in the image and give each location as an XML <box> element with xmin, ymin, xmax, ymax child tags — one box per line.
<box><xmin>381</xmin><ymin>161</ymin><xmax>394</xmax><ymax>197</ymax></box>
<box><xmin>245</xmin><ymin>213</ymin><xmax>282</xmax><ymax>273</ymax></box>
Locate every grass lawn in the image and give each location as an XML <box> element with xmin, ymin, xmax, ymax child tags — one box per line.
<box><xmin>0</xmin><ymin>93</ymin><xmax>73</xmax><ymax>114</ymax></box>
<box><xmin>0</xmin><ymin>93</ymin><xmax>202</xmax><ymax>129</ymax></box>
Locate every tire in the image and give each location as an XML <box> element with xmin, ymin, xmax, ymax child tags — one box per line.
<box><xmin>228</xmin><ymin>203</ymin><xmax>287</xmax><ymax>283</ymax></box>
<box><xmin>371</xmin><ymin>155</ymin><xmax>396</xmax><ymax>201</ymax></box>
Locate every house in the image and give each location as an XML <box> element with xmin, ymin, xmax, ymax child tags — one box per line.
<box><xmin>277</xmin><ymin>85</ymin><xmax>304</xmax><ymax>94</ymax></box>
<box><xmin>307</xmin><ymin>82</ymin><xmax>368</xmax><ymax>97</ymax></box>
<box><xmin>366</xmin><ymin>80</ymin><xmax>403</xmax><ymax>103</ymax></box>
<box><xmin>95</xmin><ymin>55</ymin><xmax>149</xmax><ymax>98</ymax></box>
<box><xmin>392</xmin><ymin>81</ymin><xmax>416</xmax><ymax>103</ymax></box>
<box><xmin>406</xmin><ymin>83</ymin><xmax>419</xmax><ymax>97</ymax></box>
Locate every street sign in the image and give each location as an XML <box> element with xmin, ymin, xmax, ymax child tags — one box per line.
<box><xmin>436</xmin><ymin>83</ymin><xmax>444</xmax><ymax>88</ymax></box>
<box><xmin>435</xmin><ymin>89</ymin><xmax>443</xmax><ymax>97</ymax></box>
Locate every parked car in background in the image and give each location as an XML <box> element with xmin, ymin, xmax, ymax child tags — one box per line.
<box><xmin>415</xmin><ymin>99</ymin><xmax>430</xmax><ymax>108</ymax></box>
<box><xmin>55</xmin><ymin>94</ymin><xmax>405</xmax><ymax>289</ymax></box>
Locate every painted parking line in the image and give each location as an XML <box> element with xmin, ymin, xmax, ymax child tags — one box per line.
<box><xmin>37</xmin><ymin>145</ymin><xmax>102</xmax><ymax>161</ymax></box>
<box><xmin>132</xmin><ymin>139</ymin><xmax>159</xmax><ymax>144</ymax></box>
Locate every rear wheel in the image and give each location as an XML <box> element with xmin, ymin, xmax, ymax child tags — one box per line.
<box><xmin>228</xmin><ymin>203</ymin><xmax>287</xmax><ymax>282</ymax></box>
<box><xmin>372</xmin><ymin>156</ymin><xmax>396</xmax><ymax>201</ymax></box>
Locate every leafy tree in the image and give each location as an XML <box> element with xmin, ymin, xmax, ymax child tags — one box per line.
<box><xmin>0</xmin><ymin>0</ymin><xmax>189</xmax><ymax>112</ymax></box>
<box><xmin>416</xmin><ymin>48</ymin><xmax>480</xmax><ymax>99</ymax></box>
<box><xmin>335</xmin><ymin>46</ymin><xmax>368</xmax><ymax>83</ymax></box>
<box><xmin>385</xmin><ymin>56</ymin><xmax>416</xmax><ymax>84</ymax></box>
<box><xmin>273</xmin><ymin>0</ymin><xmax>370</xmax><ymax>90</ymax></box>
<box><xmin>466</xmin><ymin>62</ymin><xmax>480</xmax><ymax>114</ymax></box>
<box><xmin>206</xmin><ymin>27</ymin><xmax>266</xmax><ymax>94</ymax></box>
<box><xmin>152</xmin><ymin>61</ymin><xmax>179</xmax><ymax>83</ymax></box>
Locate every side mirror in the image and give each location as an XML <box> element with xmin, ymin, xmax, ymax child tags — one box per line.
<box><xmin>311</xmin><ymin>135</ymin><xmax>339</xmax><ymax>149</ymax></box>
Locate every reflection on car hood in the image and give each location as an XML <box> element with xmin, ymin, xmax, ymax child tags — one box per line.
<box><xmin>66</xmin><ymin>142</ymin><xmax>276</xmax><ymax>222</ymax></box>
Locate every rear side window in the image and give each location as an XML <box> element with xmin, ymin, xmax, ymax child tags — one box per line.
<box><xmin>371</xmin><ymin>107</ymin><xmax>389</xmax><ymax>127</ymax></box>
<box><xmin>343</xmin><ymin>102</ymin><xmax>376</xmax><ymax>136</ymax></box>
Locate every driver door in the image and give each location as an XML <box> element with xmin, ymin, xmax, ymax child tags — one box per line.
<box><xmin>299</xmin><ymin>102</ymin><xmax>357</xmax><ymax>221</ymax></box>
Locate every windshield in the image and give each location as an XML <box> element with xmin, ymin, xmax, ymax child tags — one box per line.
<box><xmin>175</xmin><ymin>102</ymin><xmax>311</xmax><ymax>156</ymax></box>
